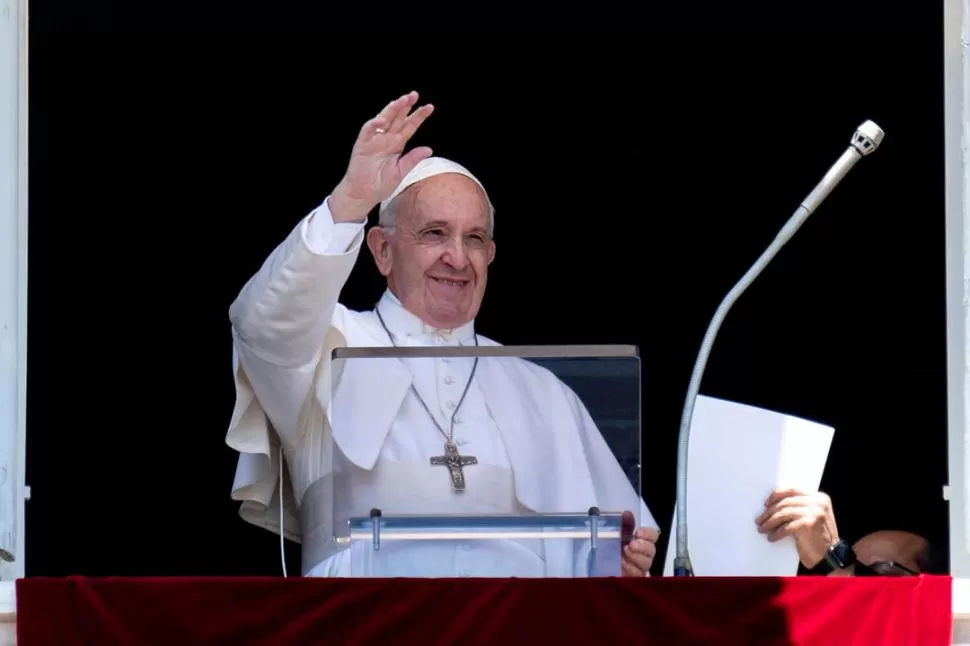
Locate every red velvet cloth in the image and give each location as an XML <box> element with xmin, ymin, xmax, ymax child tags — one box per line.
<box><xmin>15</xmin><ymin>575</ymin><xmax>952</xmax><ymax>645</ymax></box>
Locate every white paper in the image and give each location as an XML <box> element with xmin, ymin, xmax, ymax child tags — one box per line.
<box><xmin>662</xmin><ymin>395</ymin><xmax>834</xmax><ymax>577</ymax></box>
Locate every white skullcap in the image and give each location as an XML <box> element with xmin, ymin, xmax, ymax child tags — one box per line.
<box><xmin>378</xmin><ymin>156</ymin><xmax>494</xmax><ymax>227</ymax></box>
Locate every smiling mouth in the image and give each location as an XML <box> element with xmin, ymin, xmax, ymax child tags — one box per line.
<box><xmin>430</xmin><ymin>277</ymin><xmax>469</xmax><ymax>288</ymax></box>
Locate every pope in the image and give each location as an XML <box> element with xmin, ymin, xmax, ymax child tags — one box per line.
<box><xmin>226</xmin><ymin>91</ymin><xmax>660</xmax><ymax>577</ymax></box>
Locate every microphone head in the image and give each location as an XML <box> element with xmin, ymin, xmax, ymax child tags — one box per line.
<box><xmin>851</xmin><ymin>120</ymin><xmax>885</xmax><ymax>156</ymax></box>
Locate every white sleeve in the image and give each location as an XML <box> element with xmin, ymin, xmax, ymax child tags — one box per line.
<box><xmin>227</xmin><ymin>197</ymin><xmax>364</xmax><ymax>444</ymax></box>
<box><xmin>225</xmin><ymin>196</ymin><xmax>367</xmax><ymax>540</ymax></box>
<box><xmin>303</xmin><ymin>197</ymin><xmax>367</xmax><ymax>255</ymax></box>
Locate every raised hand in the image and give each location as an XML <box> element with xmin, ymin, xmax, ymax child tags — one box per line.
<box><xmin>330</xmin><ymin>91</ymin><xmax>434</xmax><ymax>223</ymax></box>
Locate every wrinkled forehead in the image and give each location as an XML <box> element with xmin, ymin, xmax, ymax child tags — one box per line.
<box><xmin>403</xmin><ymin>175</ymin><xmax>491</xmax><ymax>229</ymax></box>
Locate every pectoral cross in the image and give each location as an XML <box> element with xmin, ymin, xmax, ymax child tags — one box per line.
<box><xmin>430</xmin><ymin>442</ymin><xmax>478</xmax><ymax>492</ymax></box>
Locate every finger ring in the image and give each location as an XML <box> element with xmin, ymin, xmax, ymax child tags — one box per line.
<box><xmin>375</xmin><ymin>128</ymin><xmax>386</xmax><ymax>134</ymax></box>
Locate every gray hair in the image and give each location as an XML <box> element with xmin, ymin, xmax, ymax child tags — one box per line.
<box><xmin>379</xmin><ymin>190</ymin><xmax>495</xmax><ymax>238</ymax></box>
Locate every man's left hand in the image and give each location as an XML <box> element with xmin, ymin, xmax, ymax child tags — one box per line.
<box><xmin>621</xmin><ymin>527</ymin><xmax>659</xmax><ymax>577</ymax></box>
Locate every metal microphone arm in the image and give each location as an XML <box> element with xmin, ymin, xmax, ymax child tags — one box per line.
<box><xmin>672</xmin><ymin>121</ymin><xmax>885</xmax><ymax>577</ymax></box>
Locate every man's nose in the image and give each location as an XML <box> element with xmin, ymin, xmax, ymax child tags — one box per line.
<box><xmin>441</xmin><ymin>237</ymin><xmax>469</xmax><ymax>269</ymax></box>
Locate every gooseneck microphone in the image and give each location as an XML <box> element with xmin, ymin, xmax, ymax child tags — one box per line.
<box><xmin>672</xmin><ymin>121</ymin><xmax>885</xmax><ymax>577</ymax></box>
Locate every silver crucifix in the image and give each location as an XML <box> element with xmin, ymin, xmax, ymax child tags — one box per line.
<box><xmin>430</xmin><ymin>442</ymin><xmax>478</xmax><ymax>492</ymax></box>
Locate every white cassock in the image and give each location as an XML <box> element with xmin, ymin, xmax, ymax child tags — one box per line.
<box><xmin>226</xmin><ymin>196</ymin><xmax>658</xmax><ymax>578</ymax></box>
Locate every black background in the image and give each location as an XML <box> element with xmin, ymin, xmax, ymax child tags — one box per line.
<box><xmin>25</xmin><ymin>6</ymin><xmax>947</xmax><ymax>576</ymax></box>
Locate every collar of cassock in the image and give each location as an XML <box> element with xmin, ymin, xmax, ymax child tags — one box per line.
<box><xmin>377</xmin><ymin>290</ymin><xmax>477</xmax><ymax>346</ymax></box>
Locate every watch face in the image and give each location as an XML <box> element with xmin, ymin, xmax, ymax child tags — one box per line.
<box><xmin>829</xmin><ymin>540</ymin><xmax>855</xmax><ymax>568</ymax></box>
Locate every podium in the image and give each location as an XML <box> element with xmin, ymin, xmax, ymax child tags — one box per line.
<box><xmin>9</xmin><ymin>347</ymin><xmax>955</xmax><ymax>643</ymax></box>
<box><xmin>319</xmin><ymin>343</ymin><xmax>643</xmax><ymax>577</ymax></box>
<box><xmin>6</xmin><ymin>348</ymin><xmax>958</xmax><ymax>643</ymax></box>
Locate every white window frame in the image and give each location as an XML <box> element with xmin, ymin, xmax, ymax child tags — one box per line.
<box><xmin>945</xmin><ymin>0</ymin><xmax>970</xmax><ymax>639</ymax></box>
<box><xmin>0</xmin><ymin>0</ymin><xmax>28</xmax><ymax>586</ymax></box>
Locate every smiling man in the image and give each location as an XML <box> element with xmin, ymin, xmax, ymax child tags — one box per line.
<box><xmin>225</xmin><ymin>91</ymin><xmax>658</xmax><ymax>578</ymax></box>
<box><xmin>367</xmin><ymin>160</ymin><xmax>495</xmax><ymax>328</ymax></box>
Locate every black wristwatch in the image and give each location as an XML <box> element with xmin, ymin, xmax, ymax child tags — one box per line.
<box><xmin>810</xmin><ymin>539</ymin><xmax>857</xmax><ymax>575</ymax></box>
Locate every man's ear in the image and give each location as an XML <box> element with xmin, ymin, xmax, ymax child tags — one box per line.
<box><xmin>486</xmin><ymin>239</ymin><xmax>496</xmax><ymax>265</ymax></box>
<box><xmin>367</xmin><ymin>227</ymin><xmax>393</xmax><ymax>276</ymax></box>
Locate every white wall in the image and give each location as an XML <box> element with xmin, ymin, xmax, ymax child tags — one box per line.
<box><xmin>0</xmin><ymin>0</ymin><xmax>27</xmax><ymax>582</ymax></box>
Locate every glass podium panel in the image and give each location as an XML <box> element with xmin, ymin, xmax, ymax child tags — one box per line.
<box><xmin>326</xmin><ymin>344</ymin><xmax>641</xmax><ymax>578</ymax></box>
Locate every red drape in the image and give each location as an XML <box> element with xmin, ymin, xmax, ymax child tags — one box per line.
<box><xmin>15</xmin><ymin>575</ymin><xmax>952</xmax><ymax>645</ymax></box>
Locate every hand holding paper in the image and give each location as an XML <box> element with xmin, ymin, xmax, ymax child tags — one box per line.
<box><xmin>756</xmin><ymin>489</ymin><xmax>840</xmax><ymax>569</ymax></box>
<box><xmin>662</xmin><ymin>395</ymin><xmax>834</xmax><ymax>576</ymax></box>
